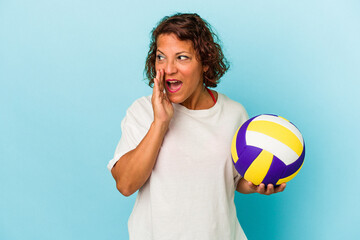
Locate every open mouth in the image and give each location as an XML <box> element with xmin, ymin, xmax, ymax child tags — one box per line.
<box><xmin>166</xmin><ymin>79</ymin><xmax>183</xmax><ymax>93</ymax></box>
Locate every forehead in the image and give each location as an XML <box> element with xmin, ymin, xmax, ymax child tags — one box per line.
<box><xmin>156</xmin><ymin>33</ymin><xmax>195</xmax><ymax>53</ymax></box>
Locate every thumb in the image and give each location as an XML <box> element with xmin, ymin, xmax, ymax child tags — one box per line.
<box><xmin>247</xmin><ymin>181</ymin><xmax>257</xmax><ymax>192</ymax></box>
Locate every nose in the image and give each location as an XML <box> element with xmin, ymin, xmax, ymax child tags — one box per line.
<box><xmin>164</xmin><ymin>61</ymin><xmax>177</xmax><ymax>75</ymax></box>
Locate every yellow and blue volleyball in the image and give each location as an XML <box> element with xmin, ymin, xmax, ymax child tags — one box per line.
<box><xmin>231</xmin><ymin>114</ymin><xmax>305</xmax><ymax>186</ymax></box>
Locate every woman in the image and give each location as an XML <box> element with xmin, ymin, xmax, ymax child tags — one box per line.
<box><xmin>108</xmin><ymin>13</ymin><xmax>286</xmax><ymax>240</ymax></box>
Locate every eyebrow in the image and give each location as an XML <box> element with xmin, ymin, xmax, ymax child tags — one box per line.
<box><xmin>157</xmin><ymin>49</ymin><xmax>190</xmax><ymax>55</ymax></box>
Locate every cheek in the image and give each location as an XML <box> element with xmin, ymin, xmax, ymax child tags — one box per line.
<box><xmin>155</xmin><ymin>62</ymin><xmax>165</xmax><ymax>72</ymax></box>
<box><xmin>185</xmin><ymin>66</ymin><xmax>203</xmax><ymax>82</ymax></box>
<box><xmin>181</xmin><ymin>66</ymin><xmax>197</xmax><ymax>78</ymax></box>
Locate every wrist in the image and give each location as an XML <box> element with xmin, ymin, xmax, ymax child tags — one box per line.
<box><xmin>151</xmin><ymin>120</ymin><xmax>170</xmax><ymax>134</ymax></box>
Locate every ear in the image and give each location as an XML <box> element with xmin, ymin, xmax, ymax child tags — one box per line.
<box><xmin>203</xmin><ymin>65</ymin><xmax>209</xmax><ymax>72</ymax></box>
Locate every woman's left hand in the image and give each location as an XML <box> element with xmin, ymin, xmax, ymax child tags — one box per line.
<box><xmin>236</xmin><ymin>178</ymin><xmax>286</xmax><ymax>195</ymax></box>
<box><xmin>247</xmin><ymin>181</ymin><xmax>286</xmax><ymax>195</ymax></box>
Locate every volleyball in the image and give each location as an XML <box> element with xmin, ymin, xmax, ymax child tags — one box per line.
<box><xmin>231</xmin><ymin>114</ymin><xmax>305</xmax><ymax>186</ymax></box>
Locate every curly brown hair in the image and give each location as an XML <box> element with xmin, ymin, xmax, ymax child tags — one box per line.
<box><xmin>144</xmin><ymin>13</ymin><xmax>229</xmax><ymax>88</ymax></box>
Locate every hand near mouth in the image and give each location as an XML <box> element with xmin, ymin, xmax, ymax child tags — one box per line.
<box><xmin>152</xmin><ymin>69</ymin><xmax>174</xmax><ymax>128</ymax></box>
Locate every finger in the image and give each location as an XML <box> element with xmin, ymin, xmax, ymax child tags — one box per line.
<box><xmin>153</xmin><ymin>77</ymin><xmax>158</xmax><ymax>96</ymax></box>
<box><xmin>153</xmin><ymin>70</ymin><xmax>160</xmax><ymax>95</ymax></box>
<box><xmin>153</xmin><ymin>81</ymin><xmax>163</xmax><ymax>106</ymax></box>
<box><xmin>160</xmin><ymin>69</ymin><xmax>171</xmax><ymax>102</ymax></box>
<box><xmin>156</xmin><ymin>69</ymin><xmax>160</xmax><ymax>81</ymax></box>
<box><xmin>162</xmin><ymin>70</ymin><xmax>167</xmax><ymax>94</ymax></box>
<box><xmin>266</xmin><ymin>184</ymin><xmax>275</xmax><ymax>195</ymax></box>
<box><xmin>257</xmin><ymin>183</ymin><xmax>266</xmax><ymax>194</ymax></box>
<box><xmin>275</xmin><ymin>183</ymin><xmax>286</xmax><ymax>193</ymax></box>
<box><xmin>159</xmin><ymin>69</ymin><xmax>164</xmax><ymax>93</ymax></box>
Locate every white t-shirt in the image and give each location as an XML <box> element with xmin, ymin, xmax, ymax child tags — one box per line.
<box><xmin>108</xmin><ymin>93</ymin><xmax>249</xmax><ymax>240</ymax></box>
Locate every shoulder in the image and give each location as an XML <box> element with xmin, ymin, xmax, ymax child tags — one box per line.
<box><xmin>128</xmin><ymin>95</ymin><xmax>152</xmax><ymax>110</ymax></box>
<box><xmin>126</xmin><ymin>95</ymin><xmax>152</xmax><ymax>115</ymax></box>
<box><xmin>219</xmin><ymin>93</ymin><xmax>247</xmax><ymax>114</ymax></box>
<box><xmin>217</xmin><ymin>93</ymin><xmax>249</xmax><ymax>126</ymax></box>
<box><xmin>123</xmin><ymin>95</ymin><xmax>153</xmax><ymax>125</ymax></box>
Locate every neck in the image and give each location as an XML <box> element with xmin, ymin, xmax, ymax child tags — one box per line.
<box><xmin>181</xmin><ymin>85</ymin><xmax>214</xmax><ymax>110</ymax></box>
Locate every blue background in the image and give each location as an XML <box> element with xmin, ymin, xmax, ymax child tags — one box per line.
<box><xmin>1</xmin><ymin>0</ymin><xmax>359</xmax><ymax>239</ymax></box>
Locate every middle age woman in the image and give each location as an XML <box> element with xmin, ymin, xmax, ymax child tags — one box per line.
<box><xmin>108</xmin><ymin>13</ymin><xmax>286</xmax><ymax>240</ymax></box>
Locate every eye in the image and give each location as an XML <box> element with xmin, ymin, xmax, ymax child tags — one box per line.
<box><xmin>178</xmin><ymin>55</ymin><xmax>189</xmax><ymax>60</ymax></box>
<box><xmin>156</xmin><ymin>54</ymin><xmax>165</xmax><ymax>61</ymax></box>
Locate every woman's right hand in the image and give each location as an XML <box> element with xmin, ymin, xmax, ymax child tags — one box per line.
<box><xmin>151</xmin><ymin>69</ymin><xmax>174</xmax><ymax>127</ymax></box>
<box><xmin>112</xmin><ymin>69</ymin><xmax>174</xmax><ymax>196</ymax></box>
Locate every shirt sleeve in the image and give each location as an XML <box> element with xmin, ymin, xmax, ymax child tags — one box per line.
<box><xmin>233</xmin><ymin>104</ymin><xmax>249</xmax><ymax>189</ymax></box>
<box><xmin>107</xmin><ymin>97</ymin><xmax>153</xmax><ymax>172</ymax></box>
<box><xmin>233</xmin><ymin>163</ymin><xmax>242</xmax><ymax>190</ymax></box>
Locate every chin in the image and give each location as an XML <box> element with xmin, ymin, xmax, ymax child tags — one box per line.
<box><xmin>168</xmin><ymin>94</ymin><xmax>184</xmax><ymax>104</ymax></box>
